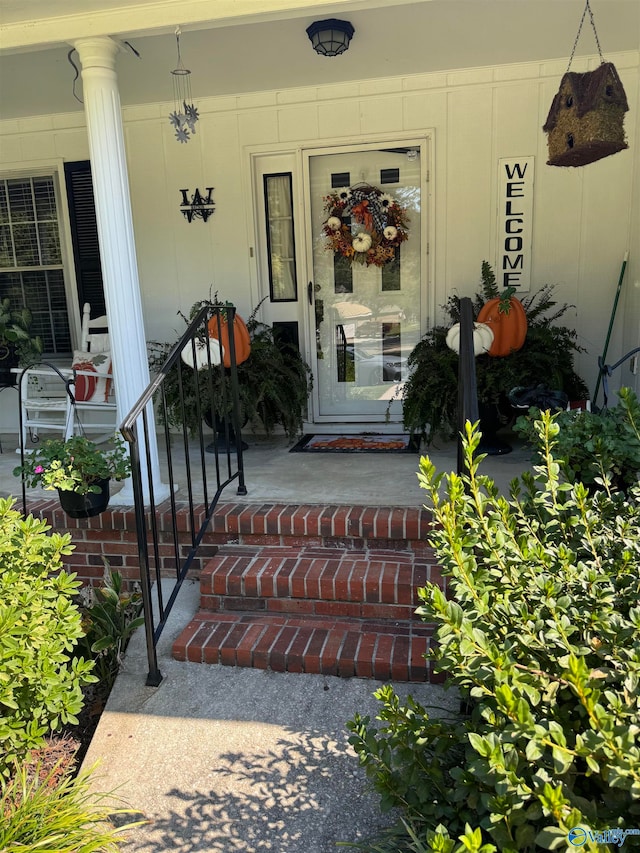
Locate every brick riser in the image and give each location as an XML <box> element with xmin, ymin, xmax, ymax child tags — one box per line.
<box><xmin>173</xmin><ymin>538</ymin><xmax>445</xmax><ymax>683</ymax></box>
<box><xmin>173</xmin><ymin>610</ymin><xmax>438</xmax><ymax>682</ymax></box>
<box><xmin>199</xmin><ymin>546</ymin><xmax>442</xmax><ymax>621</ymax></box>
<box><xmin>207</xmin><ymin>503</ymin><xmax>434</xmax><ymax>554</ymax></box>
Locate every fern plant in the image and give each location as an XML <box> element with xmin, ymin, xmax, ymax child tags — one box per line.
<box><xmin>400</xmin><ymin>262</ymin><xmax>589</xmax><ymax>443</ymax></box>
<box><xmin>149</xmin><ymin>297</ymin><xmax>312</xmax><ymax>441</ymax></box>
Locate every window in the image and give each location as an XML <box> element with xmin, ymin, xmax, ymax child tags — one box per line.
<box><xmin>0</xmin><ymin>175</ymin><xmax>71</xmax><ymax>355</ymax></box>
<box><xmin>263</xmin><ymin>173</ymin><xmax>297</xmax><ymax>302</ymax></box>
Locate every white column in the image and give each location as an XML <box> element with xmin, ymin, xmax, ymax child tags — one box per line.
<box><xmin>73</xmin><ymin>36</ymin><xmax>168</xmax><ymax>505</ymax></box>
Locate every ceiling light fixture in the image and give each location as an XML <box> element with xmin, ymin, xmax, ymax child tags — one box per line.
<box><xmin>306</xmin><ymin>19</ymin><xmax>354</xmax><ymax>57</ymax></box>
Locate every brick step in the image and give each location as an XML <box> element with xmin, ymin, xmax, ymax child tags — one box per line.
<box><xmin>172</xmin><ymin>544</ymin><xmax>443</xmax><ymax>681</ymax></box>
<box><xmin>172</xmin><ymin>611</ymin><xmax>439</xmax><ymax>682</ymax></box>
<box><xmin>207</xmin><ymin>503</ymin><xmax>433</xmax><ymax>553</ymax></box>
<box><xmin>199</xmin><ymin>545</ymin><xmax>445</xmax><ymax>620</ymax></box>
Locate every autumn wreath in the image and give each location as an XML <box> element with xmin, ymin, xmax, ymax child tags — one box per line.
<box><xmin>322</xmin><ymin>184</ymin><xmax>410</xmax><ymax>268</ymax></box>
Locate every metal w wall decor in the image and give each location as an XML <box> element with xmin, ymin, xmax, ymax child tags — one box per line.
<box><xmin>179</xmin><ymin>188</ymin><xmax>215</xmax><ymax>222</ymax></box>
<box><xmin>543</xmin><ymin>0</ymin><xmax>628</xmax><ymax>167</ymax></box>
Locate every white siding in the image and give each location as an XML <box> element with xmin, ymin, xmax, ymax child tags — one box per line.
<box><xmin>1</xmin><ymin>50</ymin><xmax>638</xmax><ymax>420</ymax></box>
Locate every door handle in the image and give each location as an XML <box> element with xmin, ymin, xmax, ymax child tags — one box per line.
<box><xmin>308</xmin><ymin>281</ymin><xmax>313</xmax><ymax>305</ymax></box>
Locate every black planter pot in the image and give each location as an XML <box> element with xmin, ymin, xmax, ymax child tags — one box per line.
<box><xmin>0</xmin><ymin>342</ymin><xmax>19</xmax><ymax>387</ymax></box>
<box><xmin>203</xmin><ymin>410</ymin><xmax>248</xmax><ymax>453</ymax></box>
<box><xmin>58</xmin><ymin>478</ymin><xmax>110</xmax><ymax>519</ymax></box>
<box><xmin>477</xmin><ymin>401</ymin><xmax>512</xmax><ymax>456</ymax></box>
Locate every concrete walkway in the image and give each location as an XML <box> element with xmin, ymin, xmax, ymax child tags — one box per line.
<box><xmin>82</xmin><ymin>580</ymin><xmax>458</xmax><ymax>851</ymax></box>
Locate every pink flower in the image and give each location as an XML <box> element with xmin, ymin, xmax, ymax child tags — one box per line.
<box><xmin>35</xmin><ymin>465</ymin><xmax>44</xmax><ymax>474</ymax></box>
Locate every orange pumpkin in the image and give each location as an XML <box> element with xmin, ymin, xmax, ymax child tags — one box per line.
<box><xmin>207</xmin><ymin>312</ymin><xmax>251</xmax><ymax>368</ymax></box>
<box><xmin>476</xmin><ymin>293</ymin><xmax>527</xmax><ymax>357</ymax></box>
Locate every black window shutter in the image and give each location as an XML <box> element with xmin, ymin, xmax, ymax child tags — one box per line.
<box><xmin>64</xmin><ymin>161</ymin><xmax>106</xmax><ymax>317</ymax></box>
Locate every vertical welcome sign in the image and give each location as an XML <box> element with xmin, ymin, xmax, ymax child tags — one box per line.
<box><xmin>497</xmin><ymin>157</ymin><xmax>534</xmax><ymax>291</ymax></box>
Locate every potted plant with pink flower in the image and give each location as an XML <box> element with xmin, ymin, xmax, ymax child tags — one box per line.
<box><xmin>14</xmin><ymin>434</ymin><xmax>131</xmax><ymax>518</ymax></box>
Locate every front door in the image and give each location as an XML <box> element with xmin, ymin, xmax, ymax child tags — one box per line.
<box><xmin>305</xmin><ymin>143</ymin><xmax>424</xmax><ymax>423</ymax></box>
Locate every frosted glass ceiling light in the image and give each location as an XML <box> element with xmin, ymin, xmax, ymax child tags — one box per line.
<box><xmin>306</xmin><ymin>19</ymin><xmax>354</xmax><ymax>57</ymax></box>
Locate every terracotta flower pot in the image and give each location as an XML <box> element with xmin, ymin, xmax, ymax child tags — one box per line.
<box><xmin>58</xmin><ymin>478</ymin><xmax>110</xmax><ymax>519</ymax></box>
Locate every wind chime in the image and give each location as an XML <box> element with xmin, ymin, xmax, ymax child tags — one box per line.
<box><xmin>543</xmin><ymin>0</ymin><xmax>628</xmax><ymax>167</ymax></box>
<box><xmin>168</xmin><ymin>28</ymin><xmax>199</xmax><ymax>143</ymax></box>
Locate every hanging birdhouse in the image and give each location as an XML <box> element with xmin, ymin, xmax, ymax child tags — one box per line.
<box><xmin>543</xmin><ymin>62</ymin><xmax>629</xmax><ymax>167</ymax></box>
<box><xmin>543</xmin><ymin>1</ymin><xmax>629</xmax><ymax>167</ymax></box>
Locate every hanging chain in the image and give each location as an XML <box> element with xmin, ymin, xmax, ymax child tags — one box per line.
<box><xmin>175</xmin><ymin>26</ymin><xmax>183</xmax><ymax>68</ymax></box>
<box><xmin>567</xmin><ymin>0</ymin><xmax>606</xmax><ymax>72</ymax></box>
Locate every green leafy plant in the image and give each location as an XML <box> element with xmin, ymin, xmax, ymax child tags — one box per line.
<box><xmin>13</xmin><ymin>433</ymin><xmax>131</xmax><ymax>495</ymax></box>
<box><xmin>0</xmin><ymin>296</ymin><xmax>43</xmax><ymax>367</ymax></box>
<box><xmin>76</xmin><ymin>562</ymin><xmax>144</xmax><ymax>688</ymax></box>
<box><xmin>399</xmin><ymin>262</ymin><xmax>588</xmax><ymax>443</ymax></box>
<box><xmin>338</xmin><ymin>819</ymin><xmax>476</xmax><ymax>852</ymax></box>
<box><xmin>1</xmin><ymin>760</ymin><xmax>143</xmax><ymax>851</ymax></box>
<box><xmin>149</xmin><ymin>296</ymin><xmax>312</xmax><ymax>441</ymax></box>
<box><xmin>0</xmin><ymin>498</ymin><xmax>97</xmax><ymax>778</ymax></box>
<box><xmin>515</xmin><ymin>386</ymin><xmax>640</xmax><ymax>493</ymax></box>
<box><xmin>347</xmin><ymin>418</ymin><xmax>640</xmax><ymax>852</ymax></box>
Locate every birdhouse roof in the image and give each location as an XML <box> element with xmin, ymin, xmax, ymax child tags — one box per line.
<box><xmin>543</xmin><ymin>62</ymin><xmax>628</xmax><ymax>131</ymax></box>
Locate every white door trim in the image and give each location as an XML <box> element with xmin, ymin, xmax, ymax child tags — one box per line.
<box><xmin>247</xmin><ymin>132</ymin><xmax>435</xmax><ymax>430</ymax></box>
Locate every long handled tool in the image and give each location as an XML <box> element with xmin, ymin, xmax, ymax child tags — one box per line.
<box><xmin>592</xmin><ymin>252</ymin><xmax>628</xmax><ymax>408</ymax></box>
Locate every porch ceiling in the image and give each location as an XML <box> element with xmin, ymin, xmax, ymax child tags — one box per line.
<box><xmin>0</xmin><ymin>0</ymin><xmax>638</xmax><ymax>121</ymax></box>
<box><xmin>0</xmin><ymin>0</ymin><xmax>425</xmax><ymax>50</ymax></box>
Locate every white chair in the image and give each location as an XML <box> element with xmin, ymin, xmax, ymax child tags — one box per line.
<box><xmin>17</xmin><ymin>303</ymin><xmax>117</xmax><ymax>448</ymax></box>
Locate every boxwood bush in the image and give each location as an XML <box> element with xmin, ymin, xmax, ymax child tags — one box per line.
<box><xmin>0</xmin><ymin>498</ymin><xmax>96</xmax><ymax>778</ymax></box>
<box><xmin>348</xmin><ymin>416</ymin><xmax>640</xmax><ymax>852</ymax></box>
<box><xmin>515</xmin><ymin>386</ymin><xmax>640</xmax><ymax>494</ymax></box>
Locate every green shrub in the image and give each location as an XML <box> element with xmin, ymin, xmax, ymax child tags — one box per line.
<box><xmin>515</xmin><ymin>386</ymin><xmax>640</xmax><ymax>493</ymax></box>
<box><xmin>0</xmin><ymin>498</ymin><xmax>96</xmax><ymax>778</ymax></box>
<box><xmin>76</xmin><ymin>562</ymin><xmax>144</xmax><ymax>689</ymax></box>
<box><xmin>348</xmin><ymin>418</ymin><xmax>640</xmax><ymax>852</ymax></box>
<box><xmin>0</xmin><ymin>760</ymin><xmax>142</xmax><ymax>851</ymax></box>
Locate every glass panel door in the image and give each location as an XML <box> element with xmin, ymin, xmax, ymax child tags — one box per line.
<box><xmin>306</xmin><ymin>145</ymin><xmax>422</xmax><ymax>420</ymax></box>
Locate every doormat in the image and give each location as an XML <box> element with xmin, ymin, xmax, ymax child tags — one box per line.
<box><xmin>290</xmin><ymin>433</ymin><xmax>420</xmax><ymax>453</ymax></box>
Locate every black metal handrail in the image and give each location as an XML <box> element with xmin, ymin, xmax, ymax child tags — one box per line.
<box><xmin>120</xmin><ymin>304</ymin><xmax>246</xmax><ymax>685</ymax></box>
<box><xmin>456</xmin><ymin>297</ymin><xmax>479</xmax><ymax>474</ymax></box>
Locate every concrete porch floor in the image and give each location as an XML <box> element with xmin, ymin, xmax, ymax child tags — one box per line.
<box><xmin>0</xmin><ymin>429</ymin><xmax>533</xmax><ymax>509</ymax></box>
